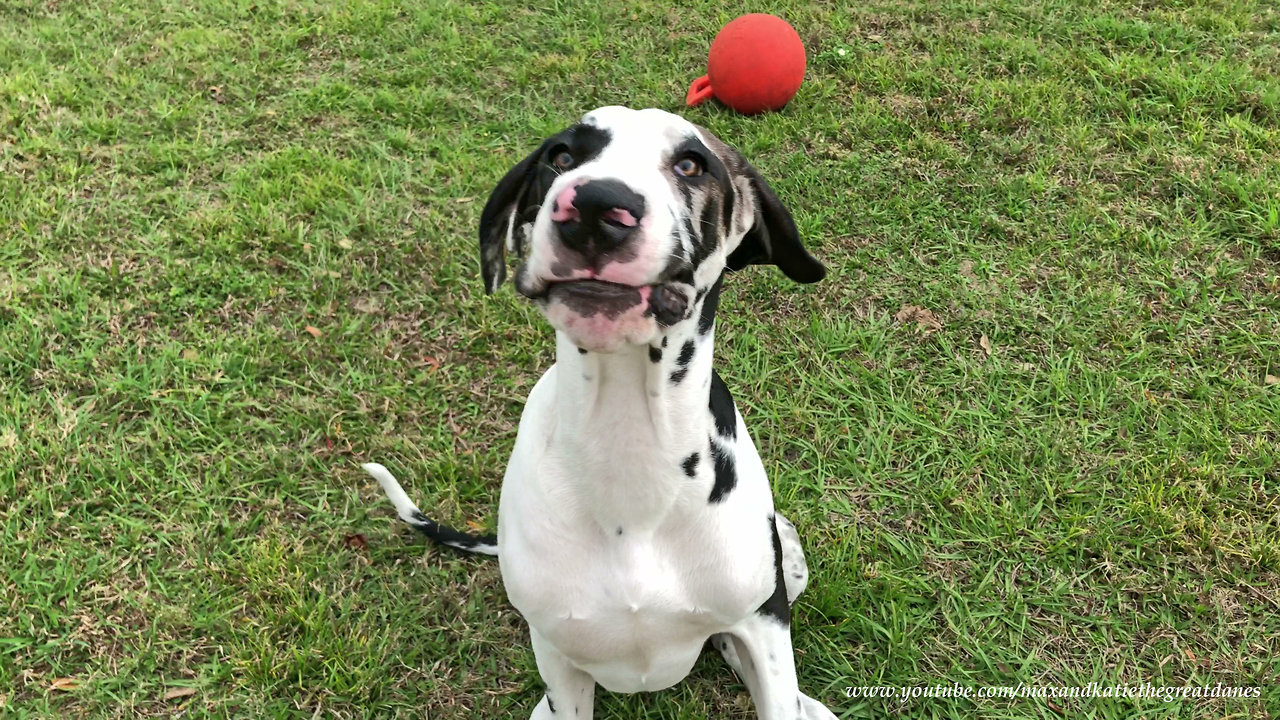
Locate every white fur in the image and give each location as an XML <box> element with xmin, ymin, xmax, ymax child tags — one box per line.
<box><xmin>363</xmin><ymin>462</ymin><xmax>419</xmax><ymax>522</ymax></box>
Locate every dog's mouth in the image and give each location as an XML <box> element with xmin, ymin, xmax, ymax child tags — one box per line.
<box><xmin>524</xmin><ymin>279</ymin><xmax>691</xmax><ymax>327</ymax></box>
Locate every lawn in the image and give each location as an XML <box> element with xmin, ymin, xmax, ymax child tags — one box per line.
<box><xmin>2</xmin><ymin>0</ymin><xmax>1278</xmax><ymax>717</ymax></box>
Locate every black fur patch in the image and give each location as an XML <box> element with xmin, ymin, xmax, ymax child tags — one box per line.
<box><xmin>649</xmin><ymin>345</ymin><xmax>662</xmax><ymax>362</ymax></box>
<box><xmin>677</xmin><ymin>339</ymin><xmax>696</xmax><ymax>364</ymax></box>
<box><xmin>668</xmin><ymin>266</ymin><xmax>695</xmax><ymax>287</ymax></box>
<box><xmin>708</xmin><ymin>369</ymin><xmax>736</xmax><ymax>439</ymax></box>
<box><xmin>758</xmin><ymin>514</ymin><xmax>791</xmax><ymax>625</ymax></box>
<box><xmin>698</xmin><ymin>274</ymin><xmax>724</xmax><ymax>335</ymax></box>
<box><xmin>547</xmin><ymin>695</ymin><xmax>556</xmax><ymax>713</ymax></box>
<box><xmin>669</xmin><ymin>339</ymin><xmax>696</xmax><ymax>384</ymax></box>
<box><xmin>408</xmin><ymin>510</ymin><xmax>497</xmax><ymax>552</ymax></box>
<box><xmin>564</xmin><ymin>124</ymin><xmax>612</xmax><ymax>164</ymax></box>
<box><xmin>698</xmin><ymin>197</ymin><xmax>719</xmax><ymax>251</ymax></box>
<box><xmin>708</xmin><ymin>440</ymin><xmax>736</xmax><ymax>503</ymax></box>
<box><xmin>686</xmin><ymin>214</ymin><xmax>717</xmax><ymax>270</ymax></box>
<box><xmin>577</xmin><ymin>347</ymin><xmax>587</xmax><ymax>354</ymax></box>
<box><xmin>682</xmin><ymin>452</ymin><xmax>700</xmax><ymax>477</ymax></box>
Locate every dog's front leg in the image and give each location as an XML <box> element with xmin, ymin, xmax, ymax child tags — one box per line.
<box><xmin>530</xmin><ymin>628</ymin><xmax>595</xmax><ymax>720</ymax></box>
<box><xmin>724</xmin><ymin>616</ymin><xmax>837</xmax><ymax>720</ymax></box>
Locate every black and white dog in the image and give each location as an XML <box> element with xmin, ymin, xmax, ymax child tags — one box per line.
<box><xmin>364</xmin><ymin>106</ymin><xmax>836</xmax><ymax>719</ymax></box>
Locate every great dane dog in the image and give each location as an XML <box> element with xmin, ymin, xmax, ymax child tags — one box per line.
<box><xmin>364</xmin><ymin>106</ymin><xmax>836</xmax><ymax>719</ymax></box>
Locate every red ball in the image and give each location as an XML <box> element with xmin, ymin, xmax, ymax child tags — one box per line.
<box><xmin>686</xmin><ymin>14</ymin><xmax>806</xmax><ymax>115</ymax></box>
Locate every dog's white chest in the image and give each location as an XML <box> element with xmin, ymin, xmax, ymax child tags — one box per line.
<box><xmin>494</xmin><ymin>357</ymin><xmax>780</xmax><ymax>696</ymax></box>
<box><xmin>575</xmin><ymin>542</ymin><xmax>706</xmax><ymax>681</ymax></box>
<box><xmin>501</xmin><ymin>519</ymin><xmax>765</xmax><ymax>694</ymax></box>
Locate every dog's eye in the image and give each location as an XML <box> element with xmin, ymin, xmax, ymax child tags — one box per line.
<box><xmin>673</xmin><ymin>157</ymin><xmax>703</xmax><ymax>177</ymax></box>
<box><xmin>552</xmin><ymin>149</ymin><xmax>575</xmax><ymax>170</ymax></box>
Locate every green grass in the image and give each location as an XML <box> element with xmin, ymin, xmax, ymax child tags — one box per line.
<box><xmin>2</xmin><ymin>0</ymin><xmax>1278</xmax><ymax>717</ymax></box>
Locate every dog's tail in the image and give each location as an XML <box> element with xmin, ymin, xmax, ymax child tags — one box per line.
<box><xmin>362</xmin><ymin>463</ymin><xmax>498</xmax><ymax>557</ymax></box>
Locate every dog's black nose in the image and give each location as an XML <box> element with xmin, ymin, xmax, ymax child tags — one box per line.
<box><xmin>551</xmin><ymin>179</ymin><xmax>646</xmax><ymax>260</ymax></box>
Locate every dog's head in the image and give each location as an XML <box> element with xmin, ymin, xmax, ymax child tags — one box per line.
<box><xmin>478</xmin><ymin>106</ymin><xmax>824</xmax><ymax>352</ymax></box>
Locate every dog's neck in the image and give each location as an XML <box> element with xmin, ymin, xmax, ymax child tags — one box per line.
<box><xmin>549</xmin><ymin>308</ymin><xmax>720</xmax><ymax>533</ymax></box>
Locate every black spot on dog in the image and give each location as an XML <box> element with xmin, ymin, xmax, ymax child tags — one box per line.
<box><xmin>698</xmin><ymin>274</ymin><xmax>724</xmax><ymax>335</ymax></box>
<box><xmin>682</xmin><ymin>452</ymin><xmax>699</xmax><ymax>477</ymax></box>
<box><xmin>649</xmin><ymin>345</ymin><xmax>662</xmax><ymax>363</ymax></box>
<box><xmin>665</xmin><ymin>338</ymin><xmax>696</xmax><ymax>384</ymax></box>
<box><xmin>758</xmin><ymin>514</ymin><xmax>791</xmax><ymax>626</ymax></box>
<box><xmin>720</xmin><ymin>178</ymin><xmax>735</xmax><ymax>237</ymax></box>
<box><xmin>616</xmin><ymin>526</ymin><xmax>623</xmax><ymax>536</ymax></box>
<box><xmin>708</xmin><ymin>440</ymin><xmax>736</xmax><ymax>503</ymax></box>
<box><xmin>708</xmin><ymin>369</ymin><xmax>736</xmax><ymax>439</ymax></box>
<box><xmin>657</xmin><ymin>260</ymin><xmax>694</xmax><ymax>288</ymax></box>
<box><xmin>547</xmin><ymin>695</ymin><xmax>556</xmax><ymax>713</ymax></box>
<box><xmin>569</xmin><ymin>123</ymin><xmax>613</xmax><ymax>162</ymax></box>
<box><xmin>577</xmin><ymin>347</ymin><xmax>587</xmax><ymax>354</ymax></box>
<box><xmin>698</xmin><ymin>198</ymin><xmax>719</xmax><ymax>250</ymax></box>
<box><xmin>662</xmin><ymin>336</ymin><xmax>669</xmax><ymax>348</ymax></box>
<box><xmin>669</xmin><ymin>339</ymin><xmax>696</xmax><ymax>384</ymax></box>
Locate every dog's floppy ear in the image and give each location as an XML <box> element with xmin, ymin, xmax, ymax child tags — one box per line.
<box><xmin>478</xmin><ymin>139</ymin><xmax>552</xmax><ymax>294</ymax></box>
<box><xmin>726</xmin><ymin>165</ymin><xmax>825</xmax><ymax>284</ymax></box>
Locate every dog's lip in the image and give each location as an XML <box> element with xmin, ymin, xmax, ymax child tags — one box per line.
<box><xmin>542</xmin><ymin>278</ymin><xmax>651</xmax><ymax>307</ymax></box>
<box><xmin>519</xmin><ymin>276</ymin><xmax>648</xmax><ymax>301</ymax></box>
<box><xmin>548</xmin><ymin>279</ymin><xmax>692</xmax><ymax>328</ymax></box>
<box><xmin>547</xmin><ymin>278</ymin><xmax>643</xmax><ymax>292</ymax></box>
